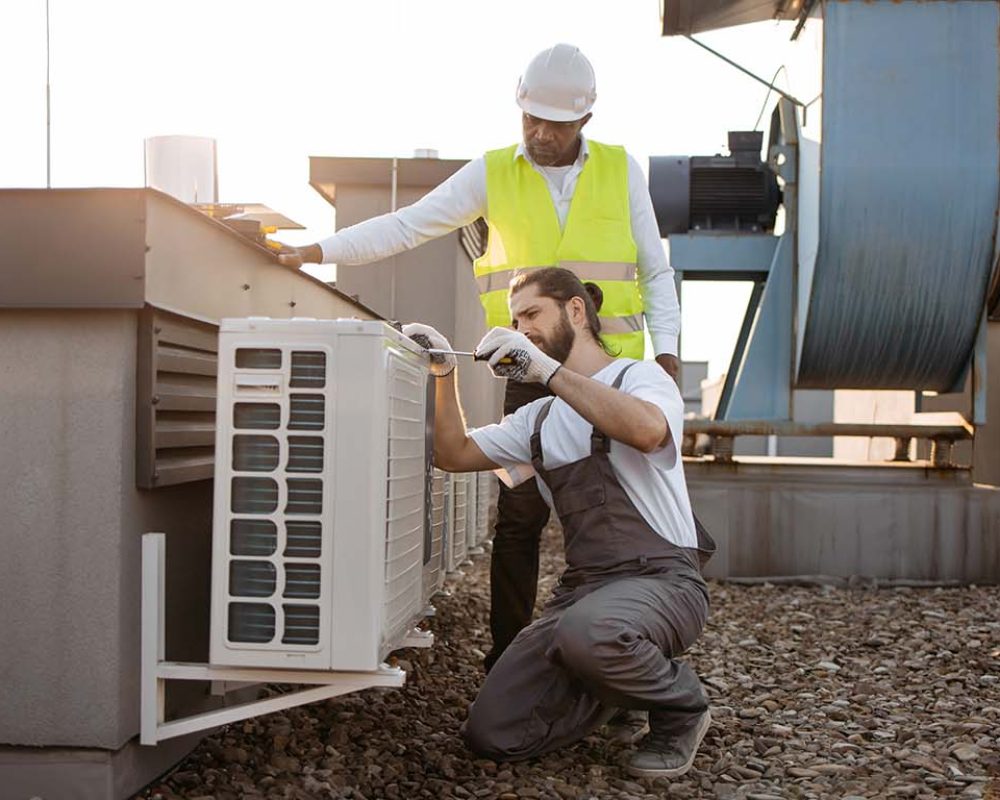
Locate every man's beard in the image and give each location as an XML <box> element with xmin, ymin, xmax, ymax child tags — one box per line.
<box><xmin>534</xmin><ymin>306</ymin><xmax>576</xmax><ymax>363</ymax></box>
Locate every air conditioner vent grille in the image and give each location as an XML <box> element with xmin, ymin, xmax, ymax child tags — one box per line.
<box><xmin>229</xmin><ymin>603</ymin><xmax>275</xmax><ymax>643</ymax></box>
<box><xmin>282</xmin><ymin>605</ymin><xmax>320</xmax><ymax>645</ymax></box>
<box><xmin>285</xmin><ymin>521</ymin><xmax>322</xmax><ymax>557</ymax></box>
<box><xmin>232</xmin><ymin>477</ymin><xmax>278</xmax><ymax>514</ymax></box>
<box><xmin>230</xmin><ymin>560</ymin><xmax>277</xmax><ymax>597</ymax></box>
<box><xmin>284</xmin><ymin>563</ymin><xmax>321</xmax><ymax>599</ymax></box>
<box><xmin>289</xmin><ymin>395</ymin><xmax>325</xmax><ymax>430</ymax></box>
<box><xmin>234</xmin><ymin>403</ymin><xmax>280</xmax><ymax>430</ymax></box>
<box><xmin>230</xmin><ymin>519</ymin><xmax>277</xmax><ymax>556</ymax></box>
<box><xmin>236</xmin><ymin>348</ymin><xmax>282</xmax><ymax>369</ymax></box>
<box><xmin>233</xmin><ymin>435</ymin><xmax>280</xmax><ymax>471</ymax></box>
<box><xmin>287</xmin><ymin>436</ymin><xmax>324</xmax><ymax>472</ymax></box>
<box><xmin>285</xmin><ymin>478</ymin><xmax>323</xmax><ymax>515</ymax></box>
<box><xmin>290</xmin><ymin>351</ymin><xmax>327</xmax><ymax>388</ymax></box>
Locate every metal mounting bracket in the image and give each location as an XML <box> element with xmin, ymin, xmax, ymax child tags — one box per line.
<box><xmin>141</xmin><ymin>533</ymin><xmax>407</xmax><ymax>746</ymax></box>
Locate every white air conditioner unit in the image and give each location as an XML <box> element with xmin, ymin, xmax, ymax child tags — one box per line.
<box><xmin>209</xmin><ymin>318</ymin><xmax>431</xmax><ymax>671</ymax></box>
<box><xmin>445</xmin><ymin>473</ymin><xmax>469</xmax><ymax>573</ymax></box>
<box><xmin>473</xmin><ymin>471</ymin><xmax>492</xmax><ymax>546</ymax></box>
<box><xmin>466</xmin><ymin>473</ymin><xmax>479</xmax><ymax>552</ymax></box>
<box><xmin>422</xmin><ymin>469</ymin><xmax>447</xmax><ymax>607</ymax></box>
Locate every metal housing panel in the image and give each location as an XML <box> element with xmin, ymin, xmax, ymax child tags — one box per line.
<box><xmin>662</xmin><ymin>0</ymin><xmax>797</xmax><ymax>36</ymax></box>
<box><xmin>649</xmin><ymin>156</ymin><xmax>691</xmax><ymax>236</ymax></box>
<box><xmin>797</xmin><ymin>1</ymin><xmax>1000</xmax><ymax>390</ymax></box>
<box><xmin>723</xmin><ymin>235</ymin><xmax>793</xmax><ymax>419</ymax></box>
<box><xmin>136</xmin><ymin>307</ymin><xmax>218</xmax><ymax>488</ymax></box>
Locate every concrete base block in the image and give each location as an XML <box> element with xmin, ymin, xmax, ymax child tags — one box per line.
<box><xmin>0</xmin><ymin>733</ymin><xmax>202</xmax><ymax>800</ymax></box>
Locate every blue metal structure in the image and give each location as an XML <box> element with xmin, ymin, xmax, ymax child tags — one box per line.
<box><xmin>662</xmin><ymin>0</ymin><xmax>1000</xmax><ymax>421</ymax></box>
<box><xmin>797</xmin><ymin>1</ymin><xmax>1000</xmax><ymax>392</ymax></box>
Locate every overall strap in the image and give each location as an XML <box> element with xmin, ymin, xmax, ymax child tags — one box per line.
<box><xmin>529</xmin><ymin>398</ymin><xmax>556</xmax><ymax>475</ymax></box>
<box><xmin>591</xmin><ymin>361</ymin><xmax>638</xmax><ymax>455</ymax></box>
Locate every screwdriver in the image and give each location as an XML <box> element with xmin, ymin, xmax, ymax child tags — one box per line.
<box><xmin>426</xmin><ymin>348</ymin><xmax>515</xmax><ymax>365</ymax></box>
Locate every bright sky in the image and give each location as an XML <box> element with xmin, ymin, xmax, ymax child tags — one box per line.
<box><xmin>1</xmin><ymin>1</ymin><xmax>819</xmax><ymax>378</ymax></box>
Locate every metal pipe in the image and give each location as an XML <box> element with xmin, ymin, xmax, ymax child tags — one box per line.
<box><xmin>389</xmin><ymin>157</ymin><xmax>398</xmax><ymax>320</ymax></box>
<box><xmin>684</xmin><ymin>35</ymin><xmax>807</xmax><ymax>108</ymax></box>
<box><xmin>45</xmin><ymin>0</ymin><xmax>51</xmax><ymax>188</ymax></box>
<box><xmin>686</xmin><ymin>420</ymin><xmax>972</xmax><ymax>441</ymax></box>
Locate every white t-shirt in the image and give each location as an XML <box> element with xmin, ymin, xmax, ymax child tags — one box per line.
<box><xmin>469</xmin><ymin>360</ymin><xmax>698</xmax><ymax>549</ymax></box>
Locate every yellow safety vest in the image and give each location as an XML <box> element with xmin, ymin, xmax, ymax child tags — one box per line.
<box><xmin>473</xmin><ymin>140</ymin><xmax>644</xmax><ymax>360</ymax></box>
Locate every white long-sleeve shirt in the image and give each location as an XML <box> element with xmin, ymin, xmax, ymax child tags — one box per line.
<box><xmin>318</xmin><ymin>137</ymin><xmax>680</xmax><ymax>356</ymax></box>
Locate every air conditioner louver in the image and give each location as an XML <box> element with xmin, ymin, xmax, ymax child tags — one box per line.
<box><xmin>447</xmin><ymin>473</ymin><xmax>469</xmax><ymax>573</ymax></box>
<box><xmin>474</xmin><ymin>471</ymin><xmax>492</xmax><ymax>546</ymax></box>
<box><xmin>422</xmin><ymin>469</ymin><xmax>447</xmax><ymax>606</ymax></box>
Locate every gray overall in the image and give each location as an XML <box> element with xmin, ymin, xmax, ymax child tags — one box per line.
<box><xmin>463</xmin><ymin>364</ymin><xmax>716</xmax><ymax>761</ymax></box>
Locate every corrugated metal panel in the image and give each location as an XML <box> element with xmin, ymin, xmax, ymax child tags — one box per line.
<box><xmin>136</xmin><ymin>306</ymin><xmax>217</xmax><ymax>487</ymax></box>
<box><xmin>797</xmin><ymin>1</ymin><xmax>1000</xmax><ymax>390</ymax></box>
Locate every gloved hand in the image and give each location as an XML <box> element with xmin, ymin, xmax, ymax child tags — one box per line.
<box><xmin>474</xmin><ymin>327</ymin><xmax>561</xmax><ymax>385</ymax></box>
<box><xmin>402</xmin><ymin>322</ymin><xmax>457</xmax><ymax>377</ymax></box>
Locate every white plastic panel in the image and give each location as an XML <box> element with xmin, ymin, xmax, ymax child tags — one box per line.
<box><xmin>210</xmin><ymin>319</ymin><xmax>430</xmax><ymax>671</ymax></box>
<box><xmin>422</xmin><ymin>469</ymin><xmax>446</xmax><ymax>605</ymax></box>
<box><xmin>475</xmin><ymin>471</ymin><xmax>492</xmax><ymax>545</ymax></box>
<box><xmin>380</xmin><ymin>356</ymin><xmax>428</xmax><ymax>655</ymax></box>
<box><xmin>448</xmin><ymin>473</ymin><xmax>469</xmax><ymax>572</ymax></box>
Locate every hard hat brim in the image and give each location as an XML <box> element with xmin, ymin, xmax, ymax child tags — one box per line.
<box><xmin>516</xmin><ymin>95</ymin><xmax>590</xmax><ymax>123</ymax></box>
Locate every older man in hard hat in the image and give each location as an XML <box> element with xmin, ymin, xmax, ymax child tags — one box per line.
<box><xmin>278</xmin><ymin>44</ymin><xmax>682</xmax><ymax>690</ymax></box>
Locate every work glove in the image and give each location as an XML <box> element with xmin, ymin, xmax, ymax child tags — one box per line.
<box><xmin>402</xmin><ymin>322</ymin><xmax>456</xmax><ymax>377</ymax></box>
<box><xmin>474</xmin><ymin>327</ymin><xmax>561</xmax><ymax>385</ymax></box>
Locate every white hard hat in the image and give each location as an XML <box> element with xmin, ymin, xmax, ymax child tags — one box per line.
<box><xmin>516</xmin><ymin>43</ymin><xmax>597</xmax><ymax>123</ymax></box>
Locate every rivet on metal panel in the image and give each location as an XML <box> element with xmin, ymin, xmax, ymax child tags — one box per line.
<box><xmin>930</xmin><ymin>438</ymin><xmax>954</xmax><ymax>469</ymax></box>
<box><xmin>151</xmin><ymin>395</ymin><xmax>160</xmax><ymax>405</ymax></box>
<box><xmin>712</xmin><ymin>435</ymin><xmax>735</xmax><ymax>463</ymax></box>
<box><xmin>891</xmin><ymin>437</ymin><xmax>912</xmax><ymax>462</ymax></box>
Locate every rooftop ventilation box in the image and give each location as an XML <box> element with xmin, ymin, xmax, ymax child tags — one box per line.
<box><xmin>209</xmin><ymin>318</ymin><xmax>432</xmax><ymax>671</ymax></box>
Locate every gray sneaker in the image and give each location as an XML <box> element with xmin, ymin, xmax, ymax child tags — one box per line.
<box><xmin>626</xmin><ymin>708</ymin><xmax>711</xmax><ymax>779</ymax></box>
<box><xmin>603</xmin><ymin>709</ymin><xmax>650</xmax><ymax>744</ymax></box>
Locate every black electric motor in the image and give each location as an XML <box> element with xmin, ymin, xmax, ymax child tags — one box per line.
<box><xmin>649</xmin><ymin>131</ymin><xmax>781</xmax><ymax>235</ymax></box>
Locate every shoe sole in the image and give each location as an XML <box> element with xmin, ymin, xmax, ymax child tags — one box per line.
<box><xmin>625</xmin><ymin>709</ymin><xmax>712</xmax><ymax>779</ymax></box>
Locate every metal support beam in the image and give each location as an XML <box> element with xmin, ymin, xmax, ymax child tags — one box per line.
<box><xmin>668</xmin><ymin>233</ymin><xmax>777</xmax><ymax>279</ymax></box>
<box><xmin>724</xmin><ymin>234</ymin><xmax>794</xmax><ymax>420</ymax></box>
<box><xmin>141</xmin><ymin>533</ymin><xmax>408</xmax><ymax>747</ymax></box>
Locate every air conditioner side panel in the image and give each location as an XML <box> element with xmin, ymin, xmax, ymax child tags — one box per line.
<box><xmin>329</xmin><ymin>334</ymin><xmax>387</xmax><ymax>671</ymax></box>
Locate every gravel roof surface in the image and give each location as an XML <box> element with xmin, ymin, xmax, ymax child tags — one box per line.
<box><xmin>137</xmin><ymin>524</ymin><xmax>1000</xmax><ymax>800</ymax></box>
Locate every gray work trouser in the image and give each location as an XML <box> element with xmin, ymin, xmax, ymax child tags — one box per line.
<box><xmin>462</xmin><ymin>571</ymin><xmax>709</xmax><ymax>761</ymax></box>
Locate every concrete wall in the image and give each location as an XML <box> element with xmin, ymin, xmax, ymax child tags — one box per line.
<box><xmin>0</xmin><ymin>311</ymin><xmax>214</xmax><ymax>749</ymax></box>
<box><xmin>689</xmin><ymin>459</ymin><xmax>1000</xmax><ymax>582</ymax></box>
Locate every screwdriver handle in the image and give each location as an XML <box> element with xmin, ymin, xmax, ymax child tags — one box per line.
<box><xmin>475</xmin><ymin>352</ymin><xmax>514</xmax><ymax>366</ymax></box>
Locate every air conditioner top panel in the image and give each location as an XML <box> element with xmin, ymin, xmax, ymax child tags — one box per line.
<box><xmin>220</xmin><ymin>318</ymin><xmax>424</xmax><ymax>354</ymax></box>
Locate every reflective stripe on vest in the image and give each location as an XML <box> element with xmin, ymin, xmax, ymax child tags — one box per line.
<box><xmin>474</xmin><ymin>141</ymin><xmax>644</xmax><ymax>359</ymax></box>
